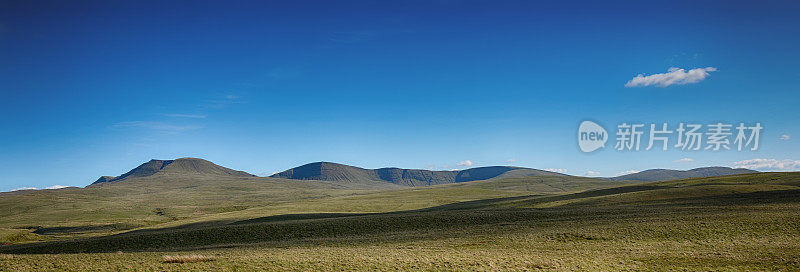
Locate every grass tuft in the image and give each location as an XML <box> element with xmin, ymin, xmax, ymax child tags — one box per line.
<box><xmin>162</xmin><ymin>254</ymin><xmax>216</xmax><ymax>263</ymax></box>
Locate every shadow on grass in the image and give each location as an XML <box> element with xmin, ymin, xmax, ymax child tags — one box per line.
<box><xmin>31</xmin><ymin>223</ymin><xmax>140</xmax><ymax>235</ymax></box>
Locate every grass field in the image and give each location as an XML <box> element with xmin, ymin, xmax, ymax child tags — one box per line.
<box><xmin>0</xmin><ymin>172</ymin><xmax>631</xmax><ymax>244</ymax></box>
<box><xmin>1</xmin><ymin>173</ymin><xmax>798</xmax><ymax>271</ymax></box>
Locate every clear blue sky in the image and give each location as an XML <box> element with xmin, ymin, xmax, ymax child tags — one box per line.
<box><xmin>1</xmin><ymin>0</ymin><xmax>799</xmax><ymax>191</ymax></box>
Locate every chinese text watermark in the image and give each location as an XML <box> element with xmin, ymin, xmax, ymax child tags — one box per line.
<box><xmin>578</xmin><ymin>121</ymin><xmax>762</xmax><ymax>153</ymax></box>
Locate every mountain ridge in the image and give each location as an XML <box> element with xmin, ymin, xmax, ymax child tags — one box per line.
<box><xmin>87</xmin><ymin>158</ymin><xmax>762</xmax><ymax>187</ymax></box>
<box><xmin>608</xmin><ymin>166</ymin><xmax>758</xmax><ymax>182</ymax></box>
<box><xmin>270</xmin><ymin>162</ymin><xmax>566</xmax><ymax>186</ymax></box>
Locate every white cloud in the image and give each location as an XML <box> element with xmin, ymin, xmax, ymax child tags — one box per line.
<box><xmin>456</xmin><ymin>160</ymin><xmax>474</xmax><ymax>167</ymax></box>
<box><xmin>615</xmin><ymin>170</ymin><xmax>639</xmax><ymax>176</ymax></box>
<box><xmin>9</xmin><ymin>185</ymin><xmax>70</xmax><ymax>192</ymax></box>
<box><xmin>259</xmin><ymin>171</ymin><xmax>280</xmax><ymax>177</ymax></box>
<box><xmin>732</xmin><ymin>158</ymin><xmax>800</xmax><ymax>171</ymax></box>
<box><xmin>112</xmin><ymin>121</ymin><xmax>203</xmax><ymax>133</ymax></box>
<box><xmin>780</xmin><ymin>134</ymin><xmax>790</xmax><ymax>140</ymax></box>
<box><xmin>506</xmin><ymin>158</ymin><xmax>517</xmax><ymax>163</ymax></box>
<box><xmin>674</xmin><ymin>158</ymin><xmax>694</xmax><ymax>163</ymax></box>
<box><xmin>544</xmin><ymin>168</ymin><xmax>568</xmax><ymax>174</ymax></box>
<box><xmin>203</xmin><ymin>95</ymin><xmax>246</xmax><ymax>109</ymax></box>
<box><xmin>585</xmin><ymin>170</ymin><xmax>601</xmax><ymax>176</ymax></box>
<box><xmin>625</xmin><ymin>67</ymin><xmax>717</xmax><ymax>87</ymax></box>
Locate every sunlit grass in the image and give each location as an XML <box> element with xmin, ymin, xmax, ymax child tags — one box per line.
<box><xmin>162</xmin><ymin>254</ymin><xmax>216</xmax><ymax>263</ymax></box>
<box><xmin>0</xmin><ymin>172</ymin><xmax>798</xmax><ymax>271</ymax></box>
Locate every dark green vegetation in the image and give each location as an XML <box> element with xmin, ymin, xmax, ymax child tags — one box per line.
<box><xmin>608</xmin><ymin>166</ymin><xmax>758</xmax><ymax>182</ymax></box>
<box><xmin>0</xmin><ymin>159</ymin><xmax>796</xmax><ymax>271</ymax></box>
<box><xmin>271</xmin><ymin>161</ymin><xmax>565</xmax><ymax>186</ymax></box>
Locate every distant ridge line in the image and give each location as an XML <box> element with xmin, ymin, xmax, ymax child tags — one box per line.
<box><xmin>607</xmin><ymin>166</ymin><xmax>758</xmax><ymax>182</ymax></box>
<box><xmin>270</xmin><ymin>161</ymin><xmax>566</xmax><ymax>186</ymax></box>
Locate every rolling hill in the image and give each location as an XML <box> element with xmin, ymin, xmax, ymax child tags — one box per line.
<box><xmin>91</xmin><ymin>158</ymin><xmax>256</xmax><ymax>184</ymax></box>
<box><xmin>0</xmin><ymin>158</ymin><xmax>649</xmax><ymax>247</ymax></box>
<box><xmin>2</xmin><ymin>172</ymin><xmax>798</xmax><ymax>272</ymax></box>
<box><xmin>270</xmin><ymin>162</ymin><xmax>565</xmax><ymax>186</ymax></box>
<box><xmin>0</xmin><ymin>158</ymin><xmax>617</xmax><ymax>245</ymax></box>
<box><xmin>0</xmin><ymin>156</ymin><xmax>796</xmax><ymax>271</ymax></box>
<box><xmin>608</xmin><ymin>166</ymin><xmax>758</xmax><ymax>181</ymax></box>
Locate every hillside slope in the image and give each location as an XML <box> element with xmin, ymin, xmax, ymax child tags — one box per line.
<box><xmin>2</xmin><ymin>172</ymin><xmax>797</xmax><ymax>258</ymax></box>
<box><xmin>91</xmin><ymin>158</ymin><xmax>255</xmax><ymax>185</ymax></box>
<box><xmin>271</xmin><ymin>162</ymin><xmax>565</xmax><ymax>186</ymax></box>
<box><xmin>0</xmin><ymin>170</ymin><xmax>619</xmax><ymax>244</ymax></box>
<box><xmin>608</xmin><ymin>166</ymin><xmax>757</xmax><ymax>182</ymax></box>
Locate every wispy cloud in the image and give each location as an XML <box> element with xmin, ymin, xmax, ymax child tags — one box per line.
<box><xmin>625</xmin><ymin>67</ymin><xmax>717</xmax><ymax>87</ymax></box>
<box><xmin>780</xmin><ymin>134</ymin><xmax>790</xmax><ymax>140</ymax></box>
<box><xmin>164</xmin><ymin>113</ymin><xmax>206</xmax><ymax>119</ymax></box>
<box><xmin>732</xmin><ymin>158</ymin><xmax>800</xmax><ymax>171</ymax></box>
<box><xmin>456</xmin><ymin>160</ymin><xmax>474</xmax><ymax>167</ymax></box>
<box><xmin>506</xmin><ymin>158</ymin><xmax>517</xmax><ymax>163</ymax></box>
<box><xmin>615</xmin><ymin>170</ymin><xmax>639</xmax><ymax>176</ymax></box>
<box><xmin>674</xmin><ymin>158</ymin><xmax>694</xmax><ymax>163</ymax></box>
<box><xmin>112</xmin><ymin>121</ymin><xmax>203</xmax><ymax>134</ymax></box>
<box><xmin>203</xmin><ymin>95</ymin><xmax>246</xmax><ymax>109</ymax></box>
<box><xmin>544</xmin><ymin>168</ymin><xmax>568</xmax><ymax>174</ymax></box>
<box><xmin>258</xmin><ymin>171</ymin><xmax>280</xmax><ymax>177</ymax></box>
<box><xmin>585</xmin><ymin>170</ymin><xmax>601</xmax><ymax>176</ymax></box>
<box><xmin>10</xmin><ymin>185</ymin><xmax>69</xmax><ymax>192</ymax></box>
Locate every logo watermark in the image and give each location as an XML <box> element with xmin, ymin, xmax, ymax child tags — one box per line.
<box><xmin>578</xmin><ymin>121</ymin><xmax>608</xmax><ymax>153</ymax></box>
<box><xmin>578</xmin><ymin>121</ymin><xmax>762</xmax><ymax>153</ymax></box>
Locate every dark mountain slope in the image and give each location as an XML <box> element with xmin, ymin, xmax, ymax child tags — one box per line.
<box><xmin>608</xmin><ymin>166</ymin><xmax>758</xmax><ymax>182</ymax></box>
<box><xmin>271</xmin><ymin>162</ymin><xmax>566</xmax><ymax>186</ymax></box>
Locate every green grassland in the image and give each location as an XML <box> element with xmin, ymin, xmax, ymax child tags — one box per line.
<box><xmin>0</xmin><ymin>172</ymin><xmax>632</xmax><ymax>244</ymax></box>
<box><xmin>1</xmin><ymin>172</ymin><xmax>799</xmax><ymax>271</ymax></box>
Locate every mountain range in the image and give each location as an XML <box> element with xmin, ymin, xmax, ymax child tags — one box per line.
<box><xmin>89</xmin><ymin>158</ymin><xmax>760</xmax><ymax>187</ymax></box>
<box><xmin>0</xmin><ymin>156</ymin><xmax>786</xmax><ymax>258</ymax></box>
<box><xmin>269</xmin><ymin>162</ymin><xmax>565</xmax><ymax>186</ymax></box>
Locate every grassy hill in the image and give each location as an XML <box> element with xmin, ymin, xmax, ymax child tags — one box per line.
<box><xmin>1</xmin><ymin>172</ymin><xmax>798</xmax><ymax>271</ymax></box>
<box><xmin>1</xmin><ymin>158</ymin><xmax>796</xmax><ymax>271</ymax></box>
<box><xmin>271</xmin><ymin>161</ymin><xmax>565</xmax><ymax>186</ymax></box>
<box><xmin>0</xmin><ymin>159</ymin><xmax>625</xmax><ymax>245</ymax></box>
<box><xmin>91</xmin><ymin>158</ymin><xmax>255</xmax><ymax>184</ymax></box>
<box><xmin>608</xmin><ymin>166</ymin><xmax>758</xmax><ymax>181</ymax></box>
<box><xmin>0</xmin><ymin>171</ymin><xmax>401</xmax><ymax>244</ymax></box>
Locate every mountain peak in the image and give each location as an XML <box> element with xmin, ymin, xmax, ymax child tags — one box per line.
<box><xmin>91</xmin><ymin>158</ymin><xmax>255</xmax><ymax>185</ymax></box>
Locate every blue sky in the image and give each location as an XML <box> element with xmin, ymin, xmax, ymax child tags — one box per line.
<box><xmin>1</xmin><ymin>0</ymin><xmax>799</xmax><ymax>191</ymax></box>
